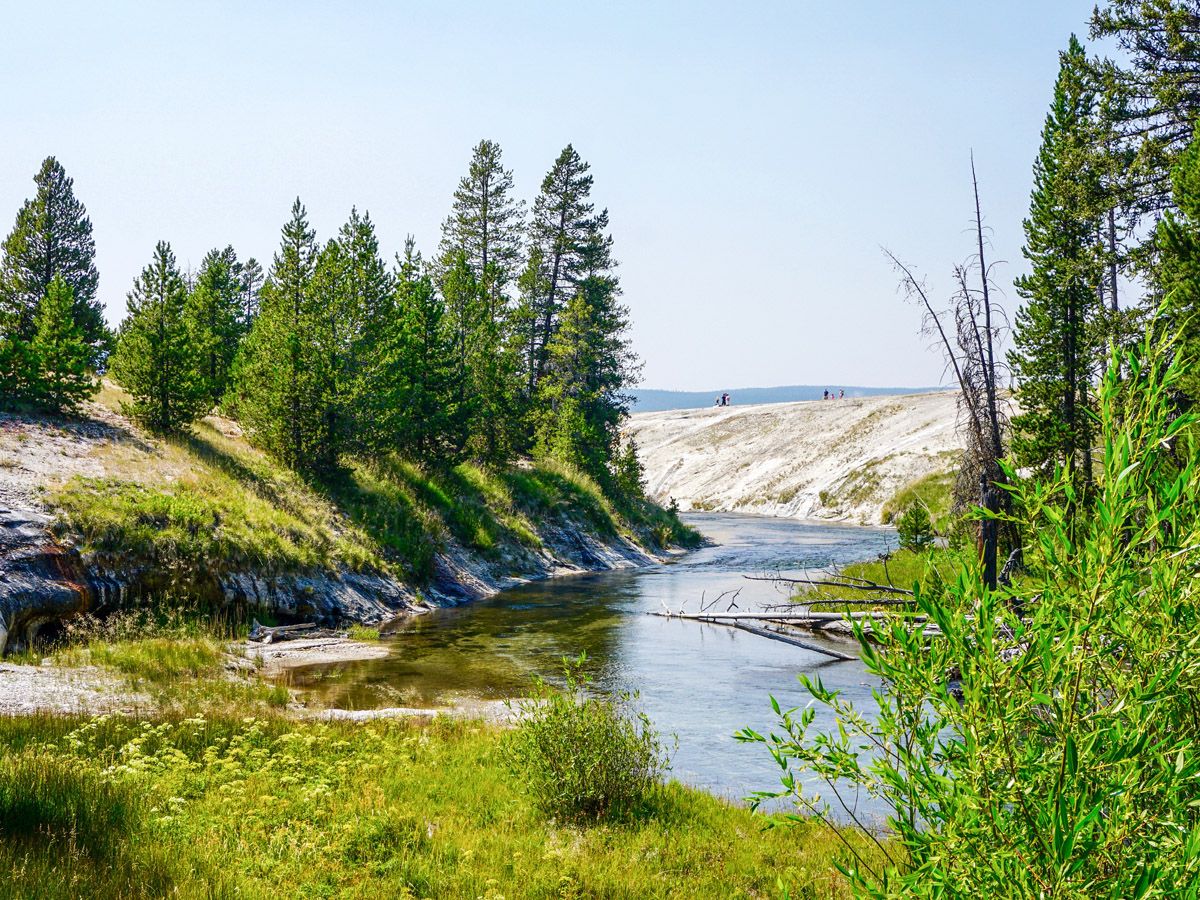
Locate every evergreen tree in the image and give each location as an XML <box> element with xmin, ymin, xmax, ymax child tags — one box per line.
<box><xmin>110</xmin><ymin>242</ymin><xmax>204</xmax><ymax>432</ymax></box>
<box><xmin>29</xmin><ymin>276</ymin><xmax>95</xmax><ymax>413</ymax></box>
<box><xmin>613</xmin><ymin>438</ymin><xmax>647</xmax><ymax>500</ymax></box>
<box><xmin>1091</xmin><ymin>2</ymin><xmax>1200</xmax><ymax>217</ymax></box>
<box><xmin>524</xmin><ymin>146</ymin><xmax>598</xmax><ymax>390</ymax></box>
<box><xmin>238</xmin><ymin>257</ymin><xmax>264</xmax><ymax>330</ymax></box>
<box><xmin>0</xmin><ymin>311</ymin><xmax>36</xmax><ymax>407</ymax></box>
<box><xmin>0</xmin><ymin>157</ymin><xmax>106</xmax><ymax>362</ymax></box>
<box><xmin>1157</xmin><ymin>125</ymin><xmax>1200</xmax><ymax>398</ymax></box>
<box><xmin>374</xmin><ymin>239</ymin><xmax>461</xmax><ymax>460</ymax></box>
<box><xmin>184</xmin><ymin>246</ymin><xmax>244</xmax><ymax>409</ymax></box>
<box><xmin>513</xmin><ymin>246</ymin><xmax>549</xmax><ymax>401</ymax></box>
<box><xmin>534</xmin><ymin>263</ymin><xmax>638</xmax><ymax>485</ymax></box>
<box><xmin>439</xmin><ymin>250</ymin><xmax>484</xmax><ymax>456</ymax></box>
<box><xmin>233</xmin><ymin>199</ymin><xmax>331</xmax><ymax>474</ymax></box>
<box><xmin>1009</xmin><ymin>36</ymin><xmax>1105</xmax><ymax>488</ymax></box>
<box><xmin>310</xmin><ymin>208</ymin><xmax>395</xmax><ymax>454</ymax></box>
<box><xmin>439</xmin><ymin>139</ymin><xmax>525</xmax><ymax>319</ymax></box>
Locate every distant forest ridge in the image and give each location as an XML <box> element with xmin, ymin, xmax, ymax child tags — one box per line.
<box><xmin>631</xmin><ymin>385</ymin><xmax>947</xmax><ymax>413</ymax></box>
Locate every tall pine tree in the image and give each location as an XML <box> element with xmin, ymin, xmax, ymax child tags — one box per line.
<box><xmin>110</xmin><ymin>242</ymin><xmax>204</xmax><ymax>432</ymax></box>
<box><xmin>372</xmin><ymin>239</ymin><xmax>461</xmax><ymax>460</ymax></box>
<box><xmin>238</xmin><ymin>257</ymin><xmax>264</xmax><ymax>330</ymax></box>
<box><xmin>1009</xmin><ymin>36</ymin><xmax>1105</xmax><ymax>488</ymax></box>
<box><xmin>184</xmin><ymin>246</ymin><xmax>245</xmax><ymax>409</ymax></box>
<box><xmin>534</xmin><ymin>207</ymin><xmax>637</xmax><ymax>486</ymax></box>
<box><xmin>439</xmin><ymin>139</ymin><xmax>525</xmax><ymax>319</ymax></box>
<box><xmin>521</xmin><ymin>145</ymin><xmax>598</xmax><ymax>392</ymax></box>
<box><xmin>311</xmin><ymin>207</ymin><xmax>395</xmax><ymax>454</ymax></box>
<box><xmin>233</xmin><ymin>199</ymin><xmax>332</xmax><ymax>474</ymax></box>
<box><xmin>0</xmin><ymin>157</ymin><xmax>106</xmax><ymax>363</ymax></box>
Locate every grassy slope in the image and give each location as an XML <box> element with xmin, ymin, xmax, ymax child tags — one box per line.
<box><xmin>0</xmin><ymin>709</ymin><xmax>865</xmax><ymax>899</ymax></box>
<box><xmin>51</xmin><ymin>384</ymin><xmax>698</xmax><ymax>591</ymax></box>
<box><xmin>879</xmin><ymin>468</ymin><xmax>956</xmax><ymax>530</ymax></box>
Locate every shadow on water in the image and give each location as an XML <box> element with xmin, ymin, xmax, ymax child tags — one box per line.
<box><xmin>291</xmin><ymin>512</ymin><xmax>894</xmax><ymax>815</ymax></box>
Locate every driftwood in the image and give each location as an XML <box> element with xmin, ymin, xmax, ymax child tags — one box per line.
<box><xmin>653</xmin><ymin>610</ymin><xmax>857</xmax><ymax>661</ymax></box>
<box><xmin>661</xmin><ymin>610</ymin><xmax>924</xmax><ymax>623</ymax></box>
<box><xmin>248</xmin><ymin>620</ymin><xmax>343</xmax><ymax>644</ymax></box>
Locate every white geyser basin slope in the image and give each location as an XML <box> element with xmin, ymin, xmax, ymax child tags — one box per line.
<box><xmin>625</xmin><ymin>391</ymin><xmax>962</xmax><ymax>525</ymax></box>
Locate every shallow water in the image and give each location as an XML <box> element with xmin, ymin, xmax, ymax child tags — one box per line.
<box><xmin>291</xmin><ymin>512</ymin><xmax>894</xmax><ymax>811</ymax></box>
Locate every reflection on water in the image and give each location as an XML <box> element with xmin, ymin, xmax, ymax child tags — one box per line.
<box><xmin>291</xmin><ymin>512</ymin><xmax>894</xmax><ymax>810</ymax></box>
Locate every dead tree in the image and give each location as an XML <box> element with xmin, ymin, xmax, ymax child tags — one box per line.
<box><xmin>884</xmin><ymin>156</ymin><xmax>1012</xmax><ymax>589</ymax></box>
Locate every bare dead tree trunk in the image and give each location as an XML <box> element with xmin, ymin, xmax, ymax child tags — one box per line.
<box><xmin>971</xmin><ymin>154</ymin><xmax>1004</xmax><ymax>468</ymax></box>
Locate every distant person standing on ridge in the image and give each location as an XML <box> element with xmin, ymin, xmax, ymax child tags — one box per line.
<box><xmin>714</xmin><ymin>395</ymin><xmax>722</xmax><ymax>407</ymax></box>
<box><xmin>823</xmin><ymin>389</ymin><xmax>829</xmax><ymax>400</ymax></box>
<box><xmin>839</xmin><ymin>389</ymin><xmax>844</xmax><ymax>399</ymax></box>
<box><xmin>722</xmin><ymin>392</ymin><xmax>730</xmax><ymax>406</ymax></box>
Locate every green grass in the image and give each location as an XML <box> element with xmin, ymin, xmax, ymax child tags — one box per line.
<box><xmin>39</xmin><ymin>611</ymin><xmax>292</xmax><ymax>714</ymax></box>
<box><xmin>53</xmin><ymin>417</ymin><xmax>383</xmax><ymax>577</ymax></box>
<box><xmin>0</xmin><ymin>713</ymin><xmax>870</xmax><ymax>899</ymax></box>
<box><xmin>880</xmin><ymin>468</ymin><xmax>956</xmax><ymax>530</ymax></box>
<box><xmin>52</xmin><ymin>393</ymin><xmax>697</xmax><ymax>588</ymax></box>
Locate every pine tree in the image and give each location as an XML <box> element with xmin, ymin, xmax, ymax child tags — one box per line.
<box><xmin>439</xmin><ymin>249</ymin><xmax>484</xmax><ymax>456</ymax></box>
<box><xmin>233</xmin><ymin>199</ymin><xmax>331</xmax><ymax>474</ymax></box>
<box><xmin>1009</xmin><ymin>36</ymin><xmax>1105</xmax><ymax>488</ymax></box>
<box><xmin>0</xmin><ymin>157</ymin><xmax>106</xmax><ymax>363</ymax></box>
<box><xmin>613</xmin><ymin>437</ymin><xmax>647</xmax><ymax>500</ymax></box>
<box><xmin>524</xmin><ymin>145</ymin><xmax>598</xmax><ymax>390</ymax></box>
<box><xmin>0</xmin><ymin>311</ymin><xmax>36</xmax><ymax>407</ymax></box>
<box><xmin>1157</xmin><ymin>124</ymin><xmax>1200</xmax><ymax>398</ymax></box>
<box><xmin>29</xmin><ymin>276</ymin><xmax>95</xmax><ymax>413</ymax></box>
<box><xmin>534</xmin><ymin>258</ymin><xmax>638</xmax><ymax>485</ymax></box>
<box><xmin>374</xmin><ymin>240</ymin><xmax>461</xmax><ymax>460</ymax></box>
<box><xmin>110</xmin><ymin>242</ymin><xmax>204</xmax><ymax>432</ymax></box>
<box><xmin>184</xmin><ymin>246</ymin><xmax>245</xmax><ymax>409</ymax></box>
<box><xmin>1091</xmin><ymin>2</ymin><xmax>1200</xmax><ymax>216</ymax></box>
<box><xmin>238</xmin><ymin>257</ymin><xmax>264</xmax><ymax>330</ymax></box>
<box><xmin>310</xmin><ymin>208</ymin><xmax>395</xmax><ymax>454</ymax></box>
<box><xmin>439</xmin><ymin>139</ymin><xmax>525</xmax><ymax>319</ymax></box>
<box><xmin>513</xmin><ymin>246</ymin><xmax>549</xmax><ymax>401</ymax></box>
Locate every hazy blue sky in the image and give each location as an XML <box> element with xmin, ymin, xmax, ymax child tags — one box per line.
<box><xmin>1</xmin><ymin>1</ymin><xmax>1106</xmax><ymax>389</ymax></box>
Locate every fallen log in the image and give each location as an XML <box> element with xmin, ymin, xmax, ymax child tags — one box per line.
<box><xmin>657</xmin><ymin>610</ymin><xmax>926</xmax><ymax>623</ymax></box>
<box><xmin>248</xmin><ymin>621</ymin><xmax>340</xmax><ymax>644</ymax></box>
<box><xmin>653</xmin><ymin>611</ymin><xmax>857</xmax><ymax>660</ymax></box>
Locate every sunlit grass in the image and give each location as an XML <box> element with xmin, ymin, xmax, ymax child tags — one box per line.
<box><xmin>880</xmin><ymin>467</ymin><xmax>956</xmax><ymax>530</ymax></box>
<box><xmin>0</xmin><ymin>713</ymin><xmax>871</xmax><ymax>898</ymax></box>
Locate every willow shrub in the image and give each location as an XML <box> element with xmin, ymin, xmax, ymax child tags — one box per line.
<box><xmin>505</xmin><ymin>654</ymin><xmax>672</xmax><ymax>823</ymax></box>
<box><xmin>741</xmin><ymin>335</ymin><xmax>1200</xmax><ymax>898</ymax></box>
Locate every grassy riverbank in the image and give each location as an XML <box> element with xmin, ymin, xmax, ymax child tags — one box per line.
<box><xmin>0</xmin><ymin>711</ymin><xmax>865</xmax><ymax>899</ymax></box>
<box><xmin>0</xmin><ymin>619</ymin><xmax>875</xmax><ymax>897</ymax></box>
<box><xmin>17</xmin><ymin>383</ymin><xmax>697</xmax><ymax>602</ymax></box>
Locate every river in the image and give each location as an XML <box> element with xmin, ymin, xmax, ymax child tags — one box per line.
<box><xmin>291</xmin><ymin>512</ymin><xmax>893</xmax><ymax>811</ymax></box>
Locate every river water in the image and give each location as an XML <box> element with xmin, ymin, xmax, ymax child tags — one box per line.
<box><xmin>292</xmin><ymin>512</ymin><xmax>893</xmax><ymax>811</ymax></box>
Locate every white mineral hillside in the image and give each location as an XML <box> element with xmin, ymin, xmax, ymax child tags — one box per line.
<box><xmin>626</xmin><ymin>391</ymin><xmax>962</xmax><ymax>525</ymax></box>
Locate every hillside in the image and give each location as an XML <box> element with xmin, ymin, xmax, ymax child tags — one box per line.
<box><xmin>0</xmin><ymin>384</ymin><xmax>693</xmax><ymax>655</ymax></box>
<box><xmin>626</xmin><ymin>391</ymin><xmax>962</xmax><ymax>524</ymax></box>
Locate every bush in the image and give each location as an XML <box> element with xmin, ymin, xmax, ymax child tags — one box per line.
<box><xmin>504</xmin><ymin>655</ymin><xmax>672</xmax><ymax>823</ymax></box>
<box><xmin>741</xmin><ymin>334</ymin><xmax>1200</xmax><ymax>896</ymax></box>
<box><xmin>895</xmin><ymin>502</ymin><xmax>934</xmax><ymax>551</ymax></box>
